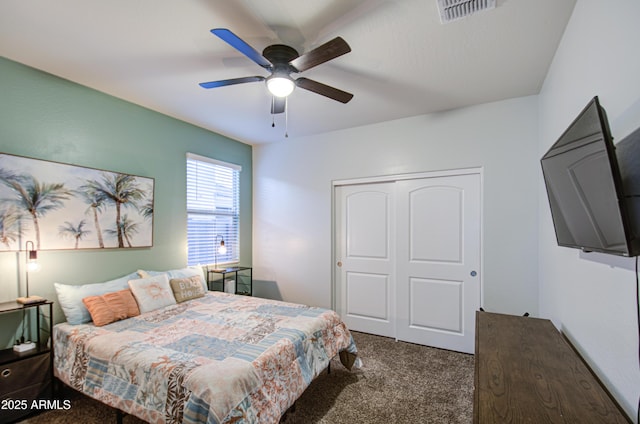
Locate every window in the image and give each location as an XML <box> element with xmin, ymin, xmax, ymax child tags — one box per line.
<box><xmin>186</xmin><ymin>153</ymin><xmax>240</xmax><ymax>266</ymax></box>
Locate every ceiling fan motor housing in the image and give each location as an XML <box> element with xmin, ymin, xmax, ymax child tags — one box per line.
<box><xmin>263</xmin><ymin>44</ymin><xmax>299</xmax><ymax>72</ymax></box>
<box><xmin>263</xmin><ymin>44</ymin><xmax>300</xmax><ymax>98</ymax></box>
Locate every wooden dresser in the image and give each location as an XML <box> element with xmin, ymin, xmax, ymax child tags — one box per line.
<box><xmin>474</xmin><ymin>311</ymin><xmax>630</xmax><ymax>423</ymax></box>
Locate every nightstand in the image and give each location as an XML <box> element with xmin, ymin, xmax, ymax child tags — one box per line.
<box><xmin>207</xmin><ymin>266</ymin><xmax>253</xmax><ymax>295</ymax></box>
<box><xmin>0</xmin><ymin>300</ymin><xmax>53</xmax><ymax>424</ymax></box>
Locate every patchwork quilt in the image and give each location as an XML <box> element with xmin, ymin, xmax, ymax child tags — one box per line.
<box><xmin>54</xmin><ymin>292</ymin><xmax>358</xmax><ymax>423</ymax></box>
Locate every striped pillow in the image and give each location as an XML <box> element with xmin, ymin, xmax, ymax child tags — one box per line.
<box><xmin>82</xmin><ymin>289</ymin><xmax>140</xmax><ymax>326</ymax></box>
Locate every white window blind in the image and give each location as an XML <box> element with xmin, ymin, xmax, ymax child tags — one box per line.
<box><xmin>186</xmin><ymin>153</ymin><xmax>241</xmax><ymax>266</ymax></box>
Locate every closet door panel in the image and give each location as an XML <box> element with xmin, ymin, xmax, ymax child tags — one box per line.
<box><xmin>335</xmin><ymin>183</ymin><xmax>396</xmax><ymax>337</ymax></box>
<box><xmin>396</xmin><ymin>173</ymin><xmax>481</xmax><ymax>354</ymax></box>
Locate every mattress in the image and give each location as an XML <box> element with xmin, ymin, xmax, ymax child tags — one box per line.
<box><xmin>53</xmin><ymin>291</ymin><xmax>358</xmax><ymax>423</ymax></box>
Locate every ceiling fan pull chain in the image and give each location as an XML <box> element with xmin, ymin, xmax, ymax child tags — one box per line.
<box><xmin>285</xmin><ymin>97</ymin><xmax>289</xmax><ymax>138</ymax></box>
<box><xmin>271</xmin><ymin>97</ymin><xmax>276</xmax><ymax>127</ymax></box>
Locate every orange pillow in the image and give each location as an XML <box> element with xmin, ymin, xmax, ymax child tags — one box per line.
<box><xmin>82</xmin><ymin>289</ymin><xmax>140</xmax><ymax>326</ymax></box>
<box><xmin>109</xmin><ymin>289</ymin><xmax>140</xmax><ymax>318</ymax></box>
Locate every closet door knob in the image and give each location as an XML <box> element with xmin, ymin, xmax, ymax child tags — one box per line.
<box><xmin>1</xmin><ymin>368</ymin><xmax>11</xmax><ymax>378</ymax></box>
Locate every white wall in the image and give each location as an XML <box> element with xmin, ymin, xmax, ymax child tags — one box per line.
<box><xmin>538</xmin><ymin>0</ymin><xmax>640</xmax><ymax>419</ymax></box>
<box><xmin>253</xmin><ymin>1</ymin><xmax>640</xmax><ymax>419</ymax></box>
<box><xmin>253</xmin><ymin>95</ymin><xmax>540</xmax><ymax>317</ymax></box>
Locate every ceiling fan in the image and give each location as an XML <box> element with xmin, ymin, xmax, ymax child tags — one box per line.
<box><xmin>199</xmin><ymin>29</ymin><xmax>354</xmax><ymax>115</ymax></box>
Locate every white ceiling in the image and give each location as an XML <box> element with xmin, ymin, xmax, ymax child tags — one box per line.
<box><xmin>0</xmin><ymin>0</ymin><xmax>576</xmax><ymax>145</ymax></box>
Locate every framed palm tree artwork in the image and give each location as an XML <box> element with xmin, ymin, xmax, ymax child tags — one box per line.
<box><xmin>0</xmin><ymin>153</ymin><xmax>154</xmax><ymax>251</ymax></box>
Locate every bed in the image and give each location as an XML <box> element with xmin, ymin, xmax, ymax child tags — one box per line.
<box><xmin>53</xmin><ymin>287</ymin><xmax>358</xmax><ymax>424</ymax></box>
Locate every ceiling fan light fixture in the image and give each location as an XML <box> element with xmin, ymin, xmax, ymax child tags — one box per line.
<box><xmin>266</xmin><ymin>75</ymin><xmax>295</xmax><ymax>98</ymax></box>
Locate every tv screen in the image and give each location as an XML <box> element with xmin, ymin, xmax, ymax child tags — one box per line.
<box><xmin>541</xmin><ymin>96</ymin><xmax>637</xmax><ymax>256</ymax></box>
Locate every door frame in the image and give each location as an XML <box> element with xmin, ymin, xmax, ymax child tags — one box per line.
<box><xmin>331</xmin><ymin>167</ymin><xmax>484</xmax><ymax>318</ymax></box>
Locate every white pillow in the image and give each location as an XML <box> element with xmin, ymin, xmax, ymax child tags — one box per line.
<box><xmin>137</xmin><ymin>266</ymin><xmax>207</xmax><ymax>292</ymax></box>
<box><xmin>54</xmin><ymin>272</ymin><xmax>139</xmax><ymax>325</ymax></box>
<box><xmin>128</xmin><ymin>274</ymin><xmax>177</xmax><ymax>314</ymax></box>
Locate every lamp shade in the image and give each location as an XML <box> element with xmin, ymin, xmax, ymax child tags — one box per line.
<box><xmin>266</xmin><ymin>76</ymin><xmax>295</xmax><ymax>97</ymax></box>
<box><xmin>26</xmin><ymin>241</ymin><xmax>40</xmax><ymax>272</ymax></box>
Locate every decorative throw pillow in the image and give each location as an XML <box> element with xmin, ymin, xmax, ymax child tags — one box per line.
<box><xmin>128</xmin><ymin>274</ymin><xmax>176</xmax><ymax>314</ymax></box>
<box><xmin>105</xmin><ymin>289</ymin><xmax>141</xmax><ymax>318</ymax></box>
<box><xmin>137</xmin><ymin>266</ymin><xmax>207</xmax><ymax>292</ymax></box>
<box><xmin>170</xmin><ymin>275</ymin><xmax>205</xmax><ymax>303</ymax></box>
<box><xmin>82</xmin><ymin>289</ymin><xmax>140</xmax><ymax>327</ymax></box>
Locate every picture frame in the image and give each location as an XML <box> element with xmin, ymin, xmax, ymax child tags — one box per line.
<box><xmin>0</xmin><ymin>153</ymin><xmax>154</xmax><ymax>251</ymax></box>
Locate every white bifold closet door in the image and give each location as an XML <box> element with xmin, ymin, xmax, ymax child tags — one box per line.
<box><xmin>335</xmin><ymin>171</ymin><xmax>481</xmax><ymax>353</ymax></box>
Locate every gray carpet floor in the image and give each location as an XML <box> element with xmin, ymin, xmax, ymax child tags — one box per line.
<box><xmin>21</xmin><ymin>331</ymin><xmax>474</xmax><ymax>423</ymax></box>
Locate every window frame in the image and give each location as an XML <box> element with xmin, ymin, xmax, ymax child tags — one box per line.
<box><xmin>186</xmin><ymin>152</ymin><xmax>241</xmax><ymax>267</ymax></box>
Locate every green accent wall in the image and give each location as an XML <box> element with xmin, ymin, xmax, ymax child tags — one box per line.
<box><xmin>0</xmin><ymin>57</ymin><xmax>252</xmax><ymax>344</ymax></box>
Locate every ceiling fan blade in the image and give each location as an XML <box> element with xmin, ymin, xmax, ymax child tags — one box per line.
<box><xmin>289</xmin><ymin>37</ymin><xmax>351</xmax><ymax>72</ymax></box>
<box><xmin>271</xmin><ymin>97</ymin><xmax>286</xmax><ymax>114</ymax></box>
<box><xmin>211</xmin><ymin>28</ymin><xmax>272</xmax><ymax>69</ymax></box>
<box><xmin>296</xmin><ymin>77</ymin><xmax>354</xmax><ymax>103</ymax></box>
<box><xmin>199</xmin><ymin>76</ymin><xmax>265</xmax><ymax>89</ymax></box>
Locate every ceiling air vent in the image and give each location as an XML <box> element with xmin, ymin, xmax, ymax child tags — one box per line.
<box><xmin>437</xmin><ymin>0</ymin><xmax>496</xmax><ymax>24</ymax></box>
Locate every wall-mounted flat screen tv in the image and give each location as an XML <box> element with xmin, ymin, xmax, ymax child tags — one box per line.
<box><xmin>541</xmin><ymin>96</ymin><xmax>639</xmax><ymax>257</ymax></box>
